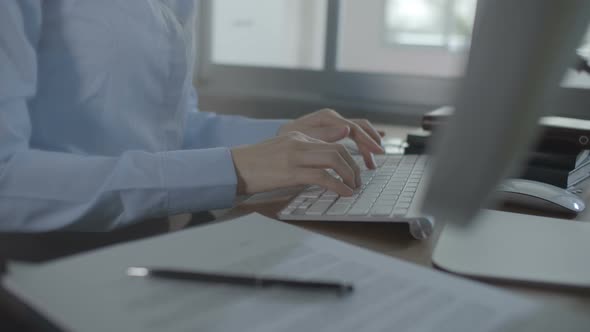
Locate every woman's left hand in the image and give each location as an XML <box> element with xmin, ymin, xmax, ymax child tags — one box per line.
<box><xmin>278</xmin><ymin>109</ymin><xmax>385</xmax><ymax>169</ymax></box>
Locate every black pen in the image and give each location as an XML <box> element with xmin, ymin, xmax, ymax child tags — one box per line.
<box><xmin>126</xmin><ymin>267</ymin><xmax>354</xmax><ymax>295</ymax></box>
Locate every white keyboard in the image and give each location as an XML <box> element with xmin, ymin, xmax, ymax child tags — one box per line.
<box><xmin>278</xmin><ymin>154</ymin><xmax>434</xmax><ymax>240</ymax></box>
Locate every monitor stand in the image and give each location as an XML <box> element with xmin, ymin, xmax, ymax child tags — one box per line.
<box><xmin>432</xmin><ymin>209</ymin><xmax>590</xmax><ymax>288</ymax></box>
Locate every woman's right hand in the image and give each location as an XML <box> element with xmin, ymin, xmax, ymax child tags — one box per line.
<box><xmin>230</xmin><ymin>131</ymin><xmax>361</xmax><ymax>196</ymax></box>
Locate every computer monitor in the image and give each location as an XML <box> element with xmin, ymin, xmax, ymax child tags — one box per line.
<box><xmin>421</xmin><ymin>0</ymin><xmax>590</xmax><ymax>226</ymax></box>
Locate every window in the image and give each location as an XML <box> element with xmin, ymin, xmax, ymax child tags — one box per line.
<box><xmin>195</xmin><ymin>0</ymin><xmax>589</xmax><ymax>118</ymax></box>
<box><xmin>197</xmin><ymin>0</ymin><xmax>463</xmax><ymax>114</ymax></box>
<box><xmin>336</xmin><ymin>0</ymin><xmax>474</xmax><ymax>77</ymax></box>
<box><xmin>211</xmin><ymin>0</ymin><xmax>327</xmax><ymax>70</ymax></box>
<box><xmin>384</xmin><ymin>0</ymin><xmax>476</xmax><ymax>50</ymax></box>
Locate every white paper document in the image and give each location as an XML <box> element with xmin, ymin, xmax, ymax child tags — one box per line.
<box><xmin>3</xmin><ymin>213</ymin><xmax>538</xmax><ymax>332</ymax></box>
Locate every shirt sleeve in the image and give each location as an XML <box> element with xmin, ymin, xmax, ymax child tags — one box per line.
<box><xmin>0</xmin><ymin>1</ymin><xmax>238</xmax><ymax>231</ymax></box>
<box><xmin>182</xmin><ymin>89</ymin><xmax>288</xmax><ymax>149</ymax></box>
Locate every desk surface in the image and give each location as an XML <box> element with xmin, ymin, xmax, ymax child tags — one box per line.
<box><xmin>219</xmin><ymin>124</ymin><xmax>590</xmax><ymax>313</ymax></box>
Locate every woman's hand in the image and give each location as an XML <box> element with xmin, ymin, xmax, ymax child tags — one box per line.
<box><xmin>278</xmin><ymin>109</ymin><xmax>385</xmax><ymax>169</ymax></box>
<box><xmin>231</xmin><ymin>131</ymin><xmax>361</xmax><ymax>196</ymax></box>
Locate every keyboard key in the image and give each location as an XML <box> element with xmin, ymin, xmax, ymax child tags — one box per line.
<box><xmin>299</xmin><ymin>202</ymin><xmax>313</xmax><ymax>209</ymax></box>
<box><xmin>305</xmin><ymin>201</ymin><xmax>333</xmax><ymax>216</ymax></box>
<box><xmin>373</xmin><ymin>175</ymin><xmax>390</xmax><ymax>181</ymax></box>
<box><xmin>388</xmin><ymin>179</ymin><xmax>406</xmax><ymax>183</ymax></box>
<box><xmin>318</xmin><ymin>193</ymin><xmax>337</xmax><ymax>202</ymax></box>
<box><xmin>291</xmin><ymin>207</ymin><xmax>308</xmax><ymax>216</ymax></box>
<box><xmin>375</xmin><ymin>199</ymin><xmax>396</xmax><ymax>206</ymax></box>
<box><xmin>361</xmin><ymin>192</ymin><xmax>380</xmax><ymax>198</ymax></box>
<box><xmin>347</xmin><ymin>202</ymin><xmax>372</xmax><ymax>216</ymax></box>
<box><xmin>392</xmin><ymin>208</ymin><xmax>408</xmax><ymax>216</ymax></box>
<box><xmin>293</xmin><ymin>197</ymin><xmax>306</xmax><ymax>204</ymax></box>
<box><xmin>371</xmin><ymin>205</ymin><xmax>393</xmax><ymax>216</ymax></box>
<box><xmin>301</xmin><ymin>191</ymin><xmax>324</xmax><ymax>198</ymax></box>
<box><xmin>336</xmin><ymin>197</ymin><xmax>355</xmax><ymax>204</ymax></box>
<box><xmin>398</xmin><ymin>197</ymin><xmax>413</xmax><ymax>203</ymax></box>
<box><xmin>376</xmin><ymin>170</ymin><xmax>394</xmax><ymax>175</ymax></box>
<box><xmin>379</xmin><ymin>194</ymin><xmax>398</xmax><ymax>201</ymax></box>
<box><xmin>326</xmin><ymin>204</ymin><xmax>350</xmax><ymax>216</ymax></box>
<box><xmin>355</xmin><ymin>198</ymin><xmax>376</xmax><ymax>205</ymax></box>
<box><xmin>382</xmin><ymin>189</ymin><xmax>401</xmax><ymax>196</ymax></box>
<box><xmin>281</xmin><ymin>207</ymin><xmax>295</xmax><ymax>215</ymax></box>
<box><xmin>365</xmin><ymin>185</ymin><xmax>384</xmax><ymax>192</ymax></box>
<box><xmin>395</xmin><ymin>202</ymin><xmax>411</xmax><ymax>209</ymax></box>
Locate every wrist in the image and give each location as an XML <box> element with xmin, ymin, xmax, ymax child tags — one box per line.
<box><xmin>229</xmin><ymin>147</ymin><xmax>248</xmax><ymax>195</ymax></box>
<box><xmin>277</xmin><ymin>122</ymin><xmax>290</xmax><ymax>136</ymax></box>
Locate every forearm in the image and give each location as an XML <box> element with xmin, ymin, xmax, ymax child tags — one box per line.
<box><xmin>0</xmin><ymin>147</ymin><xmax>238</xmax><ymax>231</ymax></box>
<box><xmin>182</xmin><ymin>111</ymin><xmax>287</xmax><ymax>149</ymax></box>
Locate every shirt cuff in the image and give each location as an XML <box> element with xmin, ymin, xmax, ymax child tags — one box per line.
<box><xmin>159</xmin><ymin>148</ymin><xmax>238</xmax><ymax>215</ymax></box>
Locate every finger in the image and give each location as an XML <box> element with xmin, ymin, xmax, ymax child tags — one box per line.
<box><xmin>286</xmin><ymin>131</ymin><xmax>325</xmax><ymax>144</ymax></box>
<box><xmin>362</xmin><ymin>151</ymin><xmax>377</xmax><ymax>170</ymax></box>
<box><xmin>318</xmin><ymin>114</ymin><xmax>385</xmax><ymax>155</ymax></box>
<box><xmin>296</xmin><ymin>150</ymin><xmax>357</xmax><ymax>189</ymax></box>
<box><xmin>347</xmin><ymin>122</ymin><xmax>385</xmax><ymax>170</ymax></box>
<box><xmin>315</xmin><ymin>112</ymin><xmax>384</xmax><ymax>170</ymax></box>
<box><xmin>297</xmin><ymin>142</ymin><xmax>361</xmax><ymax>187</ymax></box>
<box><xmin>378</xmin><ymin>130</ymin><xmax>386</xmax><ymax>137</ymax></box>
<box><xmin>348</xmin><ymin>123</ymin><xmax>383</xmax><ymax>170</ymax></box>
<box><xmin>302</xmin><ymin>126</ymin><xmax>350</xmax><ymax>143</ymax></box>
<box><xmin>333</xmin><ymin>143</ymin><xmax>362</xmax><ymax>187</ymax></box>
<box><xmin>352</xmin><ymin>119</ymin><xmax>382</xmax><ymax>145</ymax></box>
<box><xmin>296</xmin><ymin>168</ymin><xmax>354</xmax><ymax>196</ymax></box>
<box><xmin>284</xmin><ymin>131</ymin><xmax>325</xmax><ymax>148</ymax></box>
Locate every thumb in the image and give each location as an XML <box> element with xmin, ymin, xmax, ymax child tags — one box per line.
<box><xmin>303</xmin><ymin>126</ymin><xmax>350</xmax><ymax>142</ymax></box>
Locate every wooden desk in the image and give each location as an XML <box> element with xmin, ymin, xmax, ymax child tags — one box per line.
<box><xmin>219</xmin><ymin>124</ymin><xmax>590</xmax><ymax>314</ymax></box>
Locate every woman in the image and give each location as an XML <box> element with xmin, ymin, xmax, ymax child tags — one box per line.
<box><xmin>0</xmin><ymin>0</ymin><xmax>384</xmax><ymax>231</ymax></box>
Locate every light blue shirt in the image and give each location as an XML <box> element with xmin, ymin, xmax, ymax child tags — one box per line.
<box><xmin>0</xmin><ymin>0</ymin><xmax>285</xmax><ymax>231</ymax></box>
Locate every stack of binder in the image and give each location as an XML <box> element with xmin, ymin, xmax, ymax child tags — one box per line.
<box><xmin>408</xmin><ymin>107</ymin><xmax>590</xmax><ymax>188</ymax></box>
